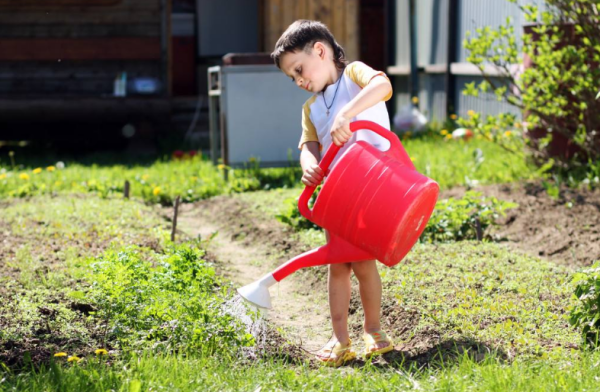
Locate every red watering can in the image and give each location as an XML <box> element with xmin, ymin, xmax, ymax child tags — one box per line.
<box><xmin>238</xmin><ymin>120</ymin><xmax>439</xmax><ymax>308</ymax></box>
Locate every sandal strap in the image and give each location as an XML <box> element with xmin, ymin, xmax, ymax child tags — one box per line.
<box><xmin>318</xmin><ymin>339</ymin><xmax>353</xmax><ymax>357</ymax></box>
<box><xmin>363</xmin><ymin>330</ymin><xmax>391</xmax><ymax>345</ymax></box>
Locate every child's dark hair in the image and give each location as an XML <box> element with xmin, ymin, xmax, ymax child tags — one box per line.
<box><xmin>271</xmin><ymin>20</ymin><xmax>347</xmax><ymax>71</ymax></box>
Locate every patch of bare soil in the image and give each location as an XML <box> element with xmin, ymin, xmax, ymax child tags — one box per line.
<box><xmin>177</xmin><ymin>196</ymin><xmax>333</xmax><ymax>357</ymax></box>
<box><xmin>441</xmin><ymin>181</ymin><xmax>600</xmax><ymax>268</ymax></box>
<box><xmin>0</xmin><ymin>196</ymin><xmax>164</xmax><ymax>369</ymax></box>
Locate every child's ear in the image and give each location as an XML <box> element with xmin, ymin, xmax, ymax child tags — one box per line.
<box><xmin>314</xmin><ymin>42</ymin><xmax>325</xmax><ymax>59</ymax></box>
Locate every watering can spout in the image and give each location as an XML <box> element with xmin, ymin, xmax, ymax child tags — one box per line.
<box><xmin>237</xmin><ymin>273</ymin><xmax>277</xmax><ymax>309</ymax></box>
<box><xmin>237</xmin><ymin>234</ymin><xmax>372</xmax><ymax>309</ymax></box>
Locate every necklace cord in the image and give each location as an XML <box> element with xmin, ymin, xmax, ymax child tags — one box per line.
<box><xmin>322</xmin><ymin>70</ymin><xmax>344</xmax><ymax>113</ymax></box>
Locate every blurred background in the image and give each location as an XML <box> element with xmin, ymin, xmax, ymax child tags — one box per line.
<box><xmin>0</xmin><ymin>0</ymin><xmax>530</xmax><ymax>165</ymax></box>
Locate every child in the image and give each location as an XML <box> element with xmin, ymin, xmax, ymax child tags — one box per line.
<box><xmin>271</xmin><ymin>20</ymin><xmax>394</xmax><ymax>366</ymax></box>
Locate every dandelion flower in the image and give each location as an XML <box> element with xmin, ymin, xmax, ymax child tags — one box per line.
<box><xmin>0</xmin><ymin>173</ymin><xmax>6</xmax><ymax>180</ymax></box>
<box><xmin>46</xmin><ymin>166</ymin><xmax>56</xmax><ymax>172</ymax></box>
<box><xmin>32</xmin><ymin>168</ymin><xmax>42</xmax><ymax>174</ymax></box>
<box><xmin>440</xmin><ymin>129</ymin><xmax>448</xmax><ymax>136</ymax></box>
<box><xmin>467</xmin><ymin>110</ymin><xmax>476</xmax><ymax>117</ymax></box>
<box><xmin>95</xmin><ymin>348</ymin><xmax>108</xmax><ymax>356</ymax></box>
<box><xmin>445</xmin><ymin>134</ymin><xmax>453</xmax><ymax>140</ymax></box>
<box><xmin>54</xmin><ymin>352</ymin><xmax>67</xmax><ymax>357</ymax></box>
<box><xmin>19</xmin><ymin>173</ymin><xmax>29</xmax><ymax>180</ymax></box>
<box><xmin>153</xmin><ymin>187</ymin><xmax>161</xmax><ymax>196</ymax></box>
<box><xmin>504</xmin><ymin>131</ymin><xmax>512</xmax><ymax>137</ymax></box>
<box><xmin>411</xmin><ymin>96</ymin><xmax>419</xmax><ymax>104</ymax></box>
<box><xmin>67</xmin><ymin>355</ymin><xmax>81</xmax><ymax>362</ymax></box>
<box><xmin>142</xmin><ymin>174</ymin><xmax>149</xmax><ymax>181</ymax></box>
<box><xmin>217</xmin><ymin>164</ymin><xmax>226</xmax><ymax>170</ymax></box>
<box><xmin>450</xmin><ymin>114</ymin><xmax>457</xmax><ymax>120</ymax></box>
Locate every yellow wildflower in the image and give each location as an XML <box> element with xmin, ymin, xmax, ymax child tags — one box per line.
<box><xmin>0</xmin><ymin>173</ymin><xmax>6</xmax><ymax>180</ymax></box>
<box><xmin>467</xmin><ymin>110</ymin><xmax>476</xmax><ymax>117</ymax></box>
<box><xmin>410</xmin><ymin>157</ymin><xmax>416</xmax><ymax>162</ymax></box>
<box><xmin>142</xmin><ymin>174</ymin><xmax>149</xmax><ymax>181</ymax></box>
<box><xmin>411</xmin><ymin>96</ymin><xmax>419</xmax><ymax>104</ymax></box>
<box><xmin>32</xmin><ymin>167</ymin><xmax>42</xmax><ymax>174</ymax></box>
<box><xmin>445</xmin><ymin>134</ymin><xmax>453</xmax><ymax>140</ymax></box>
<box><xmin>450</xmin><ymin>114</ymin><xmax>457</xmax><ymax>120</ymax></box>
<box><xmin>54</xmin><ymin>352</ymin><xmax>68</xmax><ymax>357</ymax></box>
<box><xmin>217</xmin><ymin>164</ymin><xmax>226</xmax><ymax>170</ymax></box>
<box><xmin>95</xmin><ymin>348</ymin><xmax>108</xmax><ymax>356</ymax></box>
<box><xmin>19</xmin><ymin>173</ymin><xmax>29</xmax><ymax>180</ymax></box>
<box><xmin>514</xmin><ymin>122</ymin><xmax>521</xmax><ymax>128</ymax></box>
<box><xmin>153</xmin><ymin>186</ymin><xmax>161</xmax><ymax>196</ymax></box>
<box><xmin>67</xmin><ymin>355</ymin><xmax>81</xmax><ymax>362</ymax></box>
<box><xmin>46</xmin><ymin>166</ymin><xmax>56</xmax><ymax>172</ymax></box>
<box><xmin>504</xmin><ymin>131</ymin><xmax>512</xmax><ymax>137</ymax></box>
<box><xmin>440</xmin><ymin>129</ymin><xmax>448</xmax><ymax>136</ymax></box>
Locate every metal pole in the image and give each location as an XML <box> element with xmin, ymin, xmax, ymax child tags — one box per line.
<box><xmin>445</xmin><ymin>0</ymin><xmax>458</xmax><ymax>117</ymax></box>
<box><xmin>408</xmin><ymin>0</ymin><xmax>419</xmax><ymax>105</ymax></box>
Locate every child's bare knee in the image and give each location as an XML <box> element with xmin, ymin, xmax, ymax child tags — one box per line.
<box><xmin>329</xmin><ymin>263</ymin><xmax>351</xmax><ymax>277</ymax></box>
<box><xmin>351</xmin><ymin>260</ymin><xmax>377</xmax><ymax>279</ymax></box>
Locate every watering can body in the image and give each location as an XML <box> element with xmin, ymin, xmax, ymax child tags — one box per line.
<box><xmin>239</xmin><ymin>120</ymin><xmax>439</xmax><ymax>308</ymax></box>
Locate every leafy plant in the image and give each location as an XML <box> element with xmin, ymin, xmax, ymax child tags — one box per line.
<box><xmin>570</xmin><ymin>263</ymin><xmax>600</xmax><ymax>348</ymax></box>
<box><xmin>421</xmin><ymin>191</ymin><xmax>518</xmax><ymax>243</ymax></box>
<box><xmin>462</xmin><ymin>0</ymin><xmax>600</xmax><ymax>177</ymax></box>
<box><xmin>86</xmin><ymin>243</ymin><xmax>254</xmax><ymax>353</ymax></box>
<box><xmin>275</xmin><ymin>188</ymin><xmax>321</xmax><ymax>231</ymax></box>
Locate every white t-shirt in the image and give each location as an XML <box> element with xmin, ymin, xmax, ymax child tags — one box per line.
<box><xmin>298</xmin><ymin>61</ymin><xmax>393</xmax><ymax>167</ymax></box>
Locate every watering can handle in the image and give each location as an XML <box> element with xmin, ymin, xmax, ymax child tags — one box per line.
<box><xmin>298</xmin><ymin>120</ymin><xmax>412</xmax><ymax>221</ymax></box>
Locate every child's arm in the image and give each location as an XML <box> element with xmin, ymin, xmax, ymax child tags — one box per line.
<box><xmin>330</xmin><ymin>76</ymin><xmax>393</xmax><ymax>146</ymax></box>
<box><xmin>300</xmin><ymin>141</ymin><xmax>324</xmax><ymax>187</ymax></box>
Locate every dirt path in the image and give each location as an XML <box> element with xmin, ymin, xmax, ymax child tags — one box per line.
<box><xmin>177</xmin><ymin>199</ymin><xmax>332</xmax><ymax>353</ymax></box>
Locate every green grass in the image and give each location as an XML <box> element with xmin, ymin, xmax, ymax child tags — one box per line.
<box><xmin>403</xmin><ymin>136</ymin><xmax>539</xmax><ymax>190</ymax></box>
<box><xmin>380</xmin><ymin>241</ymin><xmax>578</xmax><ymax>359</ymax></box>
<box><xmin>4</xmin><ymin>348</ymin><xmax>600</xmax><ymax>391</ymax></box>
<box><xmin>0</xmin><ymin>136</ymin><xmax>540</xmax><ymax>206</ymax></box>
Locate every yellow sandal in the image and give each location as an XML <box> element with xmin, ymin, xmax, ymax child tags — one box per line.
<box><xmin>315</xmin><ymin>339</ymin><xmax>357</xmax><ymax>367</ymax></box>
<box><xmin>363</xmin><ymin>330</ymin><xmax>394</xmax><ymax>359</ymax></box>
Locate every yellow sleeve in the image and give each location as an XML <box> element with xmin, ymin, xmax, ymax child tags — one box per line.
<box><xmin>298</xmin><ymin>96</ymin><xmax>319</xmax><ymax>150</ymax></box>
<box><xmin>345</xmin><ymin>61</ymin><xmax>393</xmax><ymax>101</ymax></box>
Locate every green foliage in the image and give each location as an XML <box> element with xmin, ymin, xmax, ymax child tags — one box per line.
<box><xmin>462</xmin><ymin>0</ymin><xmax>600</xmax><ymax>178</ymax></box>
<box><xmin>0</xmin><ymin>155</ymin><xmax>302</xmax><ymax>205</ymax></box>
<box><xmin>421</xmin><ymin>191</ymin><xmax>518</xmax><ymax>243</ymax></box>
<box><xmin>570</xmin><ymin>263</ymin><xmax>600</xmax><ymax>348</ymax></box>
<box><xmin>275</xmin><ymin>188</ymin><xmax>321</xmax><ymax>231</ymax></box>
<box><xmin>86</xmin><ymin>243</ymin><xmax>254</xmax><ymax>353</ymax></box>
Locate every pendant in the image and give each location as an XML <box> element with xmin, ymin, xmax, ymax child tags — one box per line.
<box><xmin>326</xmin><ymin>109</ymin><xmax>330</xmax><ymax>116</ymax></box>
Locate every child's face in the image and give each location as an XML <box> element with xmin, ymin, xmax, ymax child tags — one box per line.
<box><xmin>280</xmin><ymin>42</ymin><xmax>330</xmax><ymax>93</ymax></box>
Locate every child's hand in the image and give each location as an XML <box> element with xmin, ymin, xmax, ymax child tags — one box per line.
<box><xmin>330</xmin><ymin>114</ymin><xmax>352</xmax><ymax>146</ymax></box>
<box><xmin>302</xmin><ymin>164</ymin><xmax>324</xmax><ymax>187</ymax></box>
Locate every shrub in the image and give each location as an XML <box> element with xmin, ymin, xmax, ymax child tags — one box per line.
<box><xmin>420</xmin><ymin>191</ymin><xmax>518</xmax><ymax>243</ymax></box>
<box><xmin>462</xmin><ymin>0</ymin><xmax>600</xmax><ymax>179</ymax></box>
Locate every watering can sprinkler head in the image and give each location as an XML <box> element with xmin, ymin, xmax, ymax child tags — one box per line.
<box><xmin>237</xmin><ymin>273</ymin><xmax>277</xmax><ymax>309</ymax></box>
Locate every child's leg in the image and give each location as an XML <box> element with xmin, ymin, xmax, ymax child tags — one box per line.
<box><xmin>327</xmin><ymin>262</ymin><xmax>352</xmax><ymax>347</ymax></box>
<box><xmin>351</xmin><ymin>260</ymin><xmax>390</xmax><ymax>351</ymax></box>
<box><xmin>318</xmin><ymin>230</ymin><xmax>352</xmax><ymax>359</ymax></box>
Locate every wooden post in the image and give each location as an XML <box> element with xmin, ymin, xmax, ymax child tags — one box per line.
<box><xmin>123</xmin><ymin>180</ymin><xmax>130</xmax><ymax>199</ymax></box>
<box><xmin>475</xmin><ymin>218</ymin><xmax>483</xmax><ymax>241</ymax></box>
<box><xmin>171</xmin><ymin>196</ymin><xmax>180</xmax><ymax>242</ymax></box>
